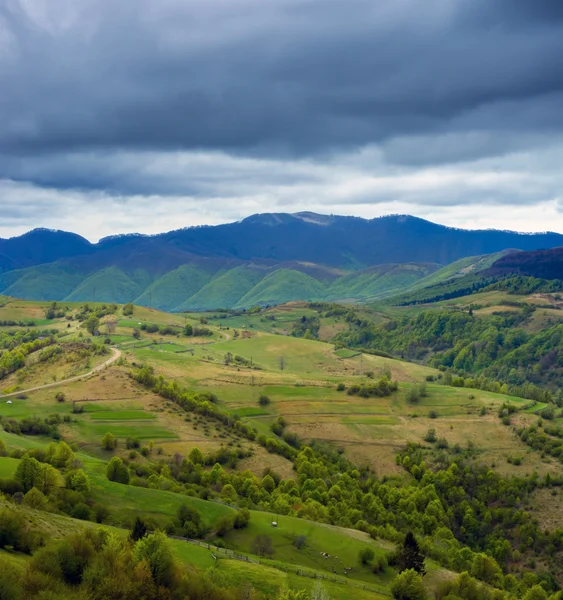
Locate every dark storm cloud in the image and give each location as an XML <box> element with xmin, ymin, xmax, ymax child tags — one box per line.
<box><xmin>2</xmin><ymin>0</ymin><xmax>563</xmax><ymax>240</ymax></box>
<box><xmin>2</xmin><ymin>0</ymin><xmax>563</xmax><ymax>163</ymax></box>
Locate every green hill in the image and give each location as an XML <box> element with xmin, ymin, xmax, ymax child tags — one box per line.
<box><xmin>177</xmin><ymin>265</ymin><xmax>268</xmax><ymax>311</ymax></box>
<box><xmin>65</xmin><ymin>266</ymin><xmax>149</xmax><ymax>303</ymax></box>
<box><xmin>134</xmin><ymin>265</ymin><xmax>212</xmax><ymax>311</ymax></box>
<box><xmin>325</xmin><ymin>263</ymin><xmax>438</xmax><ymax>301</ymax></box>
<box><xmin>235</xmin><ymin>268</ymin><xmax>325</xmax><ymax>308</ymax></box>
<box><xmin>0</xmin><ymin>264</ymin><xmax>86</xmax><ymax>301</ymax></box>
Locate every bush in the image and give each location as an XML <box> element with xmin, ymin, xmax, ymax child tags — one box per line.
<box><xmin>336</xmin><ymin>382</ymin><xmax>346</xmax><ymax>391</ymax></box>
<box><xmin>424</xmin><ymin>428</ymin><xmax>437</xmax><ymax>443</ymax></box>
<box><xmin>101</xmin><ymin>432</ymin><xmax>116</xmax><ymax>451</ymax></box>
<box><xmin>406</xmin><ymin>386</ymin><xmax>420</xmax><ymax>404</ymax></box>
<box><xmin>428</xmin><ymin>410</ymin><xmax>438</xmax><ymax>419</ymax></box>
<box><xmin>215</xmin><ymin>515</ymin><xmax>234</xmax><ymax>537</ymax></box>
<box><xmin>233</xmin><ymin>509</ymin><xmax>250</xmax><ymax>529</ymax></box>
<box><xmin>258</xmin><ymin>395</ymin><xmax>271</xmax><ymax>406</ymax></box>
<box><xmin>106</xmin><ymin>457</ymin><xmax>130</xmax><ymax>484</ymax></box>
<box><xmin>359</xmin><ymin>547</ymin><xmax>375</xmax><ymax>565</ymax></box>
<box><xmin>55</xmin><ymin>392</ymin><xmax>66</xmax><ymax>403</ymax></box>
<box><xmin>371</xmin><ymin>554</ymin><xmax>388</xmax><ymax>573</ymax></box>
<box><xmin>390</xmin><ymin>569</ymin><xmax>427</xmax><ymax>600</ymax></box>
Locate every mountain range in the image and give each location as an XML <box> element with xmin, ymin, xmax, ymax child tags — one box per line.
<box><xmin>1</xmin><ymin>212</ymin><xmax>562</xmax><ymax>310</ymax></box>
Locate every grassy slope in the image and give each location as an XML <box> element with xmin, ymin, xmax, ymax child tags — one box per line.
<box><xmin>134</xmin><ymin>265</ymin><xmax>212</xmax><ymax>311</ymax></box>
<box><xmin>0</xmin><ymin>264</ymin><xmax>85</xmax><ymax>301</ymax></box>
<box><xmin>64</xmin><ymin>266</ymin><xmax>149</xmax><ymax>303</ymax></box>
<box><xmin>177</xmin><ymin>266</ymin><xmax>267</xmax><ymax>311</ymax></box>
<box><xmin>235</xmin><ymin>269</ymin><xmax>325</xmax><ymax>308</ymax></box>
<box><xmin>380</xmin><ymin>251</ymin><xmax>513</xmax><ymax>307</ymax></box>
<box><xmin>325</xmin><ymin>264</ymin><xmax>439</xmax><ymax>302</ymax></box>
<box><xmin>0</xmin><ymin>432</ymin><xmax>393</xmax><ymax>599</ymax></box>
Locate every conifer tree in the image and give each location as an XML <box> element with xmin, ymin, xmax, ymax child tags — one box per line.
<box><xmin>398</xmin><ymin>532</ymin><xmax>426</xmax><ymax>575</ymax></box>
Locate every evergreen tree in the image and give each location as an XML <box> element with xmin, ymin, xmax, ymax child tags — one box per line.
<box><xmin>397</xmin><ymin>532</ymin><xmax>426</xmax><ymax>575</ymax></box>
<box><xmin>130</xmin><ymin>516</ymin><xmax>148</xmax><ymax>541</ymax></box>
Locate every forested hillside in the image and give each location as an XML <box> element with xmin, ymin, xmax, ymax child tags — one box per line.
<box><xmin>1</xmin><ymin>214</ymin><xmax>563</xmax><ymax>308</ymax></box>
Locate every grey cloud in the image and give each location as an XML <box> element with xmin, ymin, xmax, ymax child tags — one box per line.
<box><xmin>2</xmin><ymin>0</ymin><xmax>563</xmax><ymax>161</ymax></box>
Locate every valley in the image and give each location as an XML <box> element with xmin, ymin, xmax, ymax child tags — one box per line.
<box><xmin>0</xmin><ymin>288</ymin><xmax>562</xmax><ymax>599</ymax></box>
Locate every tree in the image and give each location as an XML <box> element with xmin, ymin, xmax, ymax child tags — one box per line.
<box><xmin>234</xmin><ymin>509</ymin><xmax>251</xmax><ymax>529</ymax></box>
<box><xmin>133</xmin><ymin>328</ymin><xmax>141</xmax><ymax>339</ymax></box>
<box><xmin>15</xmin><ymin>454</ymin><xmax>42</xmax><ymax>493</ymax></box>
<box><xmin>131</xmin><ymin>516</ymin><xmax>148</xmax><ymax>541</ymax></box>
<box><xmin>56</xmin><ymin>391</ymin><xmax>66</xmax><ymax>403</ymax></box>
<box><xmin>293</xmin><ymin>534</ymin><xmax>307</xmax><ymax>550</ymax></box>
<box><xmin>84</xmin><ymin>314</ymin><xmax>100</xmax><ymax>335</ymax></box>
<box><xmin>177</xmin><ymin>503</ymin><xmax>202</xmax><ymax>537</ymax></box>
<box><xmin>359</xmin><ymin>547</ymin><xmax>375</xmax><ymax>565</ymax></box>
<box><xmin>470</xmin><ymin>553</ymin><xmax>503</xmax><ymax>587</ymax></box>
<box><xmin>36</xmin><ymin>463</ymin><xmax>62</xmax><ymax>495</ymax></box>
<box><xmin>279</xmin><ymin>355</ymin><xmax>285</xmax><ymax>371</ymax></box>
<box><xmin>215</xmin><ymin>515</ymin><xmax>234</xmax><ymax>537</ymax></box>
<box><xmin>523</xmin><ymin>586</ymin><xmax>549</xmax><ymax>600</ymax></box>
<box><xmin>123</xmin><ymin>303</ymin><xmax>134</xmax><ymax>316</ymax></box>
<box><xmin>22</xmin><ymin>487</ymin><xmax>49</xmax><ymax>510</ymax></box>
<box><xmin>261</xmin><ymin>474</ymin><xmax>275</xmax><ymax>493</ymax></box>
<box><xmin>258</xmin><ymin>394</ymin><xmax>271</xmax><ymax>406</ymax></box>
<box><xmin>132</xmin><ymin>531</ymin><xmax>178</xmax><ymax>588</ymax></box>
<box><xmin>390</xmin><ymin>569</ymin><xmax>427</xmax><ymax>600</ymax></box>
<box><xmin>49</xmin><ymin>441</ymin><xmax>75</xmax><ymax>468</ymax></box>
<box><xmin>252</xmin><ymin>534</ymin><xmax>274</xmax><ymax>557</ymax></box>
<box><xmin>101</xmin><ymin>432</ymin><xmax>116</xmax><ymax>451</ymax></box>
<box><xmin>184</xmin><ymin>323</ymin><xmax>193</xmax><ymax>336</ymax></box>
<box><xmin>67</xmin><ymin>469</ymin><xmax>91</xmax><ymax>494</ymax></box>
<box><xmin>0</xmin><ymin>439</ymin><xmax>6</xmax><ymax>457</ymax></box>
<box><xmin>106</xmin><ymin>457</ymin><xmax>130</xmax><ymax>484</ymax></box>
<box><xmin>188</xmin><ymin>447</ymin><xmax>204</xmax><ymax>465</ymax></box>
<box><xmin>397</xmin><ymin>532</ymin><xmax>426</xmax><ymax>575</ymax></box>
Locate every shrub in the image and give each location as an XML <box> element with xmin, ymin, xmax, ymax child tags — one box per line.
<box><xmin>424</xmin><ymin>428</ymin><xmax>437</xmax><ymax>443</ymax></box>
<box><xmin>336</xmin><ymin>382</ymin><xmax>346</xmax><ymax>391</ymax></box>
<box><xmin>359</xmin><ymin>547</ymin><xmax>375</xmax><ymax>565</ymax></box>
<box><xmin>258</xmin><ymin>395</ymin><xmax>271</xmax><ymax>406</ymax></box>
<box><xmin>106</xmin><ymin>457</ymin><xmax>130</xmax><ymax>484</ymax></box>
<box><xmin>233</xmin><ymin>509</ymin><xmax>250</xmax><ymax>529</ymax></box>
<box><xmin>428</xmin><ymin>410</ymin><xmax>438</xmax><ymax>419</ymax></box>
<box><xmin>55</xmin><ymin>392</ymin><xmax>66</xmax><ymax>403</ymax></box>
<box><xmin>406</xmin><ymin>386</ymin><xmax>420</xmax><ymax>404</ymax></box>
<box><xmin>101</xmin><ymin>432</ymin><xmax>116</xmax><ymax>451</ymax></box>
<box><xmin>390</xmin><ymin>569</ymin><xmax>427</xmax><ymax>600</ymax></box>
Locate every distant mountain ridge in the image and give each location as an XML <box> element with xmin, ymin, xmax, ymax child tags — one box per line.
<box><xmin>1</xmin><ymin>213</ymin><xmax>562</xmax><ymax>309</ymax></box>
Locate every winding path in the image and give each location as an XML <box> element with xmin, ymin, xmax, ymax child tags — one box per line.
<box><xmin>0</xmin><ymin>347</ymin><xmax>122</xmax><ymax>399</ymax></box>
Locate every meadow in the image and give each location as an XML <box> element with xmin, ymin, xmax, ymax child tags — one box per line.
<box><xmin>0</xmin><ymin>298</ymin><xmax>561</xmax><ymax>597</ymax></box>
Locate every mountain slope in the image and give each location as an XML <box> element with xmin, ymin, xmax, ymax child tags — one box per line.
<box><xmin>235</xmin><ymin>268</ymin><xmax>326</xmax><ymax>307</ymax></box>
<box><xmin>3</xmin><ymin>213</ymin><xmax>563</xmax><ymax>273</ymax></box>
<box><xmin>177</xmin><ymin>265</ymin><xmax>268</xmax><ymax>311</ymax></box>
<box><xmin>485</xmin><ymin>246</ymin><xmax>563</xmax><ymax>279</ymax></box>
<box><xmin>1</xmin><ymin>213</ymin><xmax>563</xmax><ymax>309</ymax></box>
<box><xmin>134</xmin><ymin>265</ymin><xmax>213</xmax><ymax>311</ymax></box>
<box><xmin>65</xmin><ymin>267</ymin><xmax>148</xmax><ymax>303</ymax></box>
<box><xmin>0</xmin><ymin>229</ymin><xmax>92</xmax><ymax>273</ymax></box>
<box><xmin>325</xmin><ymin>263</ymin><xmax>440</xmax><ymax>301</ymax></box>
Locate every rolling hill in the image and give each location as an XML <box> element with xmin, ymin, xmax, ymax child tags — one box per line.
<box><xmin>1</xmin><ymin>213</ymin><xmax>562</xmax><ymax>309</ymax></box>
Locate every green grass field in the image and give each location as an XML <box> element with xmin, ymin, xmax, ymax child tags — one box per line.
<box><xmin>0</xmin><ymin>456</ymin><xmax>19</xmax><ymax>478</ymax></box>
<box><xmin>88</xmin><ymin>410</ymin><xmax>156</xmax><ymax>421</ymax></box>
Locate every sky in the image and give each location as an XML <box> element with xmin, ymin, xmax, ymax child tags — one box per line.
<box><xmin>1</xmin><ymin>0</ymin><xmax>563</xmax><ymax>241</ymax></box>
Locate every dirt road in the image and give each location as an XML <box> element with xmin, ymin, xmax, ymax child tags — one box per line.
<box><xmin>0</xmin><ymin>348</ymin><xmax>122</xmax><ymax>400</ymax></box>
